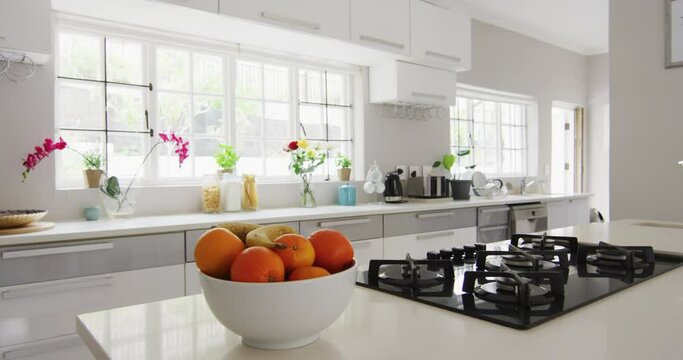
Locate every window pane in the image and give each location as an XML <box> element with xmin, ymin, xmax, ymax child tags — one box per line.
<box><xmin>502</xmin><ymin>125</ymin><xmax>512</xmax><ymax>149</ymax></box>
<box><xmin>57</xmin><ymin>130</ymin><xmax>106</xmax><ymax>186</ymax></box>
<box><xmin>264</xmin><ymin>141</ymin><xmax>289</xmax><ymax>176</ymax></box>
<box><xmin>236</xmin><ymin>100</ymin><xmax>262</xmax><ymax>137</ymax></box>
<box><xmin>515</xmin><ymin>127</ymin><xmax>526</xmax><ymax>149</ymax></box>
<box><xmin>58</xmin><ymin>79</ymin><xmax>105</xmax><ymax>130</ymax></box>
<box><xmin>298</xmin><ymin>70</ymin><xmax>323</xmax><ymax>103</ymax></box>
<box><xmin>299</xmin><ymin>104</ymin><xmax>325</xmax><ymax>139</ymax></box>
<box><xmin>236</xmin><ymin>139</ymin><xmax>263</xmax><ymax>175</ymax></box>
<box><xmin>158</xmin><ymin>92</ymin><xmax>191</xmax><ymax>133</ymax></box>
<box><xmin>58</xmin><ymin>31</ymin><xmax>103</xmax><ymax>80</ymax></box>
<box><xmin>327</xmin><ymin>107</ymin><xmax>351</xmax><ymax>141</ymax></box>
<box><xmin>194</xmin><ymin>137</ymin><xmax>221</xmax><ymax>176</ymax></box>
<box><xmin>106</xmin><ymin>38</ymin><xmax>144</xmax><ymax>84</ymax></box>
<box><xmin>325</xmin><ymin>73</ymin><xmax>348</xmax><ymax>105</ymax></box>
<box><xmin>264</xmin><ymin>65</ymin><xmax>289</xmax><ymax>101</ymax></box>
<box><xmin>157</xmin><ymin>48</ymin><xmax>190</xmax><ymax>91</ymax></box>
<box><xmin>483</xmin><ymin>101</ymin><xmax>496</xmax><ymax>123</ymax></box>
<box><xmin>502</xmin><ymin>149</ymin><xmax>514</xmax><ymax>174</ymax></box>
<box><xmin>158</xmin><ymin>145</ymin><xmax>193</xmax><ymax>178</ymax></box>
<box><xmin>193</xmin><ymin>53</ymin><xmax>223</xmax><ymax>94</ymax></box>
<box><xmin>484</xmin><ymin>124</ymin><xmax>498</xmax><ymax>148</ymax></box>
<box><xmin>107</xmin><ymin>133</ymin><xmax>147</xmax><ymax>178</ymax></box>
<box><xmin>236</xmin><ymin>61</ymin><xmax>261</xmax><ymax>98</ymax></box>
<box><xmin>193</xmin><ymin>96</ymin><xmax>224</xmax><ymax>136</ymax></box>
<box><xmin>107</xmin><ymin>85</ymin><xmax>147</xmax><ymax>131</ymax></box>
<box><xmin>264</xmin><ymin>102</ymin><xmax>290</xmax><ymax>138</ymax></box>
<box><xmin>500</xmin><ymin>103</ymin><xmax>512</xmax><ymax>125</ymax></box>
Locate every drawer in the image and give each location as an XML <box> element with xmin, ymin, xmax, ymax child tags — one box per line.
<box><xmin>477</xmin><ymin>206</ymin><xmax>510</xmax><ymax>227</ymax></box>
<box><xmin>0</xmin><ymin>264</ymin><xmax>184</xmax><ymax>348</ymax></box>
<box><xmin>383</xmin><ymin>208</ymin><xmax>476</xmax><ymax>237</ymax></box>
<box><xmin>185</xmin><ymin>262</ymin><xmax>202</xmax><ymax>296</ymax></box>
<box><xmin>0</xmin><ymin>334</ymin><xmax>93</xmax><ymax>360</ymax></box>
<box><xmin>185</xmin><ymin>221</ymin><xmax>300</xmax><ymax>262</ymax></box>
<box><xmin>0</xmin><ymin>233</ymin><xmax>184</xmax><ymax>287</ymax></box>
<box><xmin>478</xmin><ymin>225</ymin><xmax>509</xmax><ymax>244</ymax></box>
<box><xmin>300</xmin><ymin>216</ymin><xmax>382</xmax><ymax>242</ymax></box>
<box><xmin>384</xmin><ymin>227</ymin><xmax>477</xmax><ymax>260</ymax></box>
<box><xmin>350</xmin><ymin>238</ymin><xmax>383</xmax><ymax>272</ymax></box>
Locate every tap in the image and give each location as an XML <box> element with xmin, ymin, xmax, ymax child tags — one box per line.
<box><xmin>521</xmin><ymin>177</ymin><xmax>544</xmax><ymax>195</ymax></box>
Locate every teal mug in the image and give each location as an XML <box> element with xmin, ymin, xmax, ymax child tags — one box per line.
<box><xmin>84</xmin><ymin>206</ymin><xmax>100</xmax><ymax>221</ymax></box>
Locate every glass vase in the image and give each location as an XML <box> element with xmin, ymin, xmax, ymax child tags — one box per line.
<box><xmin>101</xmin><ymin>191</ymin><xmax>136</xmax><ymax>219</ymax></box>
<box><xmin>300</xmin><ymin>173</ymin><xmax>316</xmax><ymax>208</ymax></box>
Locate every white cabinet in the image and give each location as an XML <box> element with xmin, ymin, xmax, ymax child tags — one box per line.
<box><xmin>369</xmin><ymin>61</ymin><xmax>458</xmax><ymax>106</ymax></box>
<box><xmin>546</xmin><ymin>198</ymin><xmax>590</xmax><ymax>230</ymax></box>
<box><xmin>384</xmin><ymin>227</ymin><xmax>477</xmax><ymax>260</ymax></box>
<box><xmin>351</xmin><ymin>0</ymin><xmax>410</xmax><ymax>56</ymax></box>
<box><xmin>547</xmin><ymin>201</ymin><xmax>568</xmax><ymax>230</ymax></box>
<box><xmin>185</xmin><ymin>262</ymin><xmax>202</xmax><ymax>296</ymax></box>
<box><xmin>410</xmin><ymin>0</ymin><xmax>471</xmax><ymax>71</ymax></box>
<box><xmin>351</xmin><ymin>238</ymin><xmax>383</xmax><ymax>271</ymax></box>
<box><xmin>0</xmin><ymin>334</ymin><xmax>93</xmax><ymax>360</ymax></box>
<box><xmin>219</xmin><ymin>0</ymin><xmax>350</xmax><ymax>41</ymax></box>
<box><xmin>155</xmin><ymin>0</ymin><xmax>219</xmax><ymax>13</ymax></box>
<box><xmin>0</xmin><ymin>0</ymin><xmax>52</xmax><ymax>63</ymax></box>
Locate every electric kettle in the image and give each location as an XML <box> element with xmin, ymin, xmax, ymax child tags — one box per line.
<box><xmin>383</xmin><ymin>172</ymin><xmax>403</xmax><ymax>203</ymax></box>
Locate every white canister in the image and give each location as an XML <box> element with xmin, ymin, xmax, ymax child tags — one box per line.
<box><xmin>219</xmin><ymin>170</ymin><xmax>241</xmax><ymax>212</ymax></box>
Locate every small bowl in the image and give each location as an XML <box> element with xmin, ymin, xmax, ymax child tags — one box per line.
<box><xmin>199</xmin><ymin>260</ymin><xmax>358</xmax><ymax>350</ymax></box>
<box><xmin>0</xmin><ymin>210</ymin><xmax>47</xmax><ymax>229</ymax></box>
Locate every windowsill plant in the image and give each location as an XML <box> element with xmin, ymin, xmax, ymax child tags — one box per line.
<box><xmin>214</xmin><ymin>144</ymin><xmax>240</xmax><ymax>174</ymax></box>
<box><xmin>336</xmin><ymin>154</ymin><xmax>352</xmax><ymax>182</ymax></box>
<box><xmin>82</xmin><ymin>151</ymin><xmax>104</xmax><ymax>188</ymax></box>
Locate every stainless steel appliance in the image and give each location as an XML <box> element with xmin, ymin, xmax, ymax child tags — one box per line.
<box><xmin>509</xmin><ymin>203</ymin><xmax>547</xmax><ymax>234</ymax></box>
<box><xmin>477</xmin><ymin>206</ymin><xmax>509</xmax><ymax>243</ymax></box>
<box><xmin>406</xmin><ymin>176</ymin><xmax>450</xmax><ymax>198</ymax></box>
<box><xmin>383</xmin><ymin>172</ymin><xmax>403</xmax><ymax>203</ymax></box>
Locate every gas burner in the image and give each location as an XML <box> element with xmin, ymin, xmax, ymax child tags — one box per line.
<box><xmin>578</xmin><ymin>242</ymin><xmax>655</xmax><ymax>270</ymax></box>
<box><xmin>477</xmin><ymin>245</ymin><xmax>570</xmax><ymax>272</ymax></box>
<box><xmin>511</xmin><ymin>233</ymin><xmax>579</xmax><ymax>262</ymax></box>
<box><xmin>462</xmin><ymin>267</ymin><xmax>565</xmax><ymax>307</ymax></box>
<box><xmin>367</xmin><ymin>254</ymin><xmax>454</xmax><ymax>295</ymax></box>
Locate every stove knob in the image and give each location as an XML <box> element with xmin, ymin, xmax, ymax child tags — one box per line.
<box><xmin>463</xmin><ymin>244</ymin><xmax>477</xmax><ymax>259</ymax></box>
<box><xmin>474</xmin><ymin>243</ymin><xmax>487</xmax><ymax>252</ymax></box>
<box><xmin>426</xmin><ymin>251</ymin><xmax>440</xmax><ymax>260</ymax></box>
<box><xmin>451</xmin><ymin>247</ymin><xmax>464</xmax><ymax>262</ymax></box>
<box><xmin>439</xmin><ymin>249</ymin><xmax>453</xmax><ymax>260</ymax></box>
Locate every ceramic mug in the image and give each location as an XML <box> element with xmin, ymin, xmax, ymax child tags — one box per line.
<box><xmin>84</xmin><ymin>206</ymin><xmax>100</xmax><ymax>221</ymax></box>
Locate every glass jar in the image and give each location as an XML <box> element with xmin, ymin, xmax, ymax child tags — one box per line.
<box><xmin>220</xmin><ymin>169</ymin><xmax>241</xmax><ymax>212</ymax></box>
<box><xmin>241</xmin><ymin>174</ymin><xmax>259</xmax><ymax>211</ymax></box>
<box><xmin>201</xmin><ymin>173</ymin><xmax>221</xmax><ymax>213</ymax></box>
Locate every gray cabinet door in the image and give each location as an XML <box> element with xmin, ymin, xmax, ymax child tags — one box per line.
<box><xmin>300</xmin><ymin>215</ymin><xmax>383</xmax><ymax>242</ymax></box>
<box><xmin>383</xmin><ymin>208</ymin><xmax>476</xmax><ymax>237</ymax></box>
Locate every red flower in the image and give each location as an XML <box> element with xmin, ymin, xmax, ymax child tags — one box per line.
<box><xmin>158</xmin><ymin>132</ymin><xmax>190</xmax><ymax>167</ymax></box>
<box><xmin>287</xmin><ymin>141</ymin><xmax>299</xmax><ymax>151</ymax></box>
<box><xmin>22</xmin><ymin>137</ymin><xmax>68</xmax><ymax>181</ymax></box>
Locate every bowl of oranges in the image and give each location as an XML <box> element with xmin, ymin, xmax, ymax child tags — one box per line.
<box><xmin>195</xmin><ymin>223</ymin><xmax>358</xmax><ymax>350</ymax></box>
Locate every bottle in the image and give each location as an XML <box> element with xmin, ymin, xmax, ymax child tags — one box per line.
<box><xmin>201</xmin><ymin>173</ymin><xmax>221</xmax><ymax>213</ymax></box>
<box><xmin>220</xmin><ymin>169</ymin><xmax>241</xmax><ymax>212</ymax></box>
<box><xmin>241</xmin><ymin>174</ymin><xmax>259</xmax><ymax>211</ymax></box>
<box><xmin>338</xmin><ymin>183</ymin><xmax>356</xmax><ymax>206</ymax></box>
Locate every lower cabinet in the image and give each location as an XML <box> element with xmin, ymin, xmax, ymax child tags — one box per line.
<box><xmin>383</xmin><ymin>227</ymin><xmax>477</xmax><ymax>260</ymax></box>
<box><xmin>547</xmin><ymin>198</ymin><xmax>590</xmax><ymax>230</ymax></box>
<box><xmin>185</xmin><ymin>262</ymin><xmax>202</xmax><ymax>296</ymax></box>
<box><xmin>350</xmin><ymin>238</ymin><xmax>383</xmax><ymax>271</ymax></box>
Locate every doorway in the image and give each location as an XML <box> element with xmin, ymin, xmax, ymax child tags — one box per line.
<box><xmin>551</xmin><ymin>103</ymin><xmax>584</xmax><ymax>194</ymax></box>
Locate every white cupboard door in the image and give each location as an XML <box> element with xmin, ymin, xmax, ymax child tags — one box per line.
<box><xmin>185</xmin><ymin>262</ymin><xmax>202</xmax><ymax>296</ymax></box>
<box><xmin>155</xmin><ymin>0</ymin><xmax>219</xmax><ymax>13</ymax></box>
<box><xmin>384</xmin><ymin>227</ymin><xmax>477</xmax><ymax>260</ymax></box>
<box><xmin>0</xmin><ymin>334</ymin><xmax>93</xmax><ymax>360</ymax></box>
<box><xmin>566</xmin><ymin>198</ymin><xmax>590</xmax><ymax>226</ymax></box>
<box><xmin>391</xmin><ymin>61</ymin><xmax>457</xmax><ymax>106</ymax></box>
<box><xmin>219</xmin><ymin>0</ymin><xmax>350</xmax><ymax>41</ymax></box>
<box><xmin>410</xmin><ymin>0</ymin><xmax>470</xmax><ymax>71</ymax></box>
<box><xmin>546</xmin><ymin>200</ymin><xmax>568</xmax><ymax>230</ymax></box>
<box><xmin>351</xmin><ymin>238</ymin><xmax>383</xmax><ymax>271</ymax></box>
<box><xmin>0</xmin><ymin>0</ymin><xmax>51</xmax><ymax>55</ymax></box>
<box><xmin>351</xmin><ymin>0</ymin><xmax>410</xmax><ymax>55</ymax></box>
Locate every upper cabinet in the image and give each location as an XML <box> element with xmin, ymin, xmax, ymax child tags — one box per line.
<box><xmin>350</xmin><ymin>0</ymin><xmax>410</xmax><ymax>56</ymax></box>
<box><xmin>155</xmin><ymin>0</ymin><xmax>219</xmax><ymax>12</ymax></box>
<box><xmin>410</xmin><ymin>0</ymin><xmax>471</xmax><ymax>71</ymax></box>
<box><xmin>370</xmin><ymin>61</ymin><xmax>458</xmax><ymax>107</ymax></box>
<box><xmin>219</xmin><ymin>0</ymin><xmax>350</xmax><ymax>41</ymax></box>
<box><xmin>0</xmin><ymin>0</ymin><xmax>52</xmax><ymax>63</ymax></box>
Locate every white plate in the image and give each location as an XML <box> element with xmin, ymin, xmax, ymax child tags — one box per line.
<box><xmin>471</xmin><ymin>171</ymin><xmax>489</xmax><ymax>189</ymax></box>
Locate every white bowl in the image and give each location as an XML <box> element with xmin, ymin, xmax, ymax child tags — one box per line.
<box><xmin>199</xmin><ymin>260</ymin><xmax>358</xmax><ymax>350</ymax></box>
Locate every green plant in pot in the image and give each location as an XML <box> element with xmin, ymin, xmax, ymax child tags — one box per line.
<box><xmin>336</xmin><ymin>154</ymin><xmax>352</xmax><ymax>181</ymax></box>
<box><xmin>82</xmin><ymin>151</ymin><xmax>104</xmax><ymax>188</ymax></box>
<box><xmin>432</xmin><ymin>150</ymin><xmax>476</xmax><ymax>200</ymax></box>
<box><xmin>214</xmin><ymin>144</ymin><xmax>240</xmax><ymax>174</ymax></box>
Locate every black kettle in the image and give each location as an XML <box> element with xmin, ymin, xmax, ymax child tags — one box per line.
<box><xmin>383</xmin><ymin>172</ymin><xmax>403</xmax><ymax>203</ymax></box>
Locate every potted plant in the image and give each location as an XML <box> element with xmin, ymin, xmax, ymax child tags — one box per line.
<box><xmin>214</xmin><ymin>144</ymin><xmax>241</xmax><ymax>212</ymax></box>
<box><xmin>336</xmin><ymin>154</ymin><xmax>352</xmax><ymax>181</ymax></box>
<box><xmin>432</xmin><ymin>150</ymin><xmax>475</xmax><ymax>200</ymax></box>
<box><xmin>82</xmin><ymin>151</ymin><xmax>103</xmax><ymax>188</ymax></box>
<box><xmin>214</xmin><ymin>144</ymin><xmax>240</xmax><ymax>174</ymax></box>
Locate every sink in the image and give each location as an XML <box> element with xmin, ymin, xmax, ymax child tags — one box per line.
<box><xmin>633</xmin><ymin>221</ymin><xmax>683</xmax><ymax>230</ymax></box>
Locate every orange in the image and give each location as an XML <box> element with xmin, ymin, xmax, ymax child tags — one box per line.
<box><xmin>230</xmin><ymin>246</ymin><xmax>285</xmax><ymax>283</ymax></box>
<box><xmin>288</xmin><ymin>266</ymin><xmax>330</xmax><ymax>281</ymax></box>
<box><xmin>308</xmin><ymin>229</ymin><xmax>354</xmax><ymax>274</ymax></box>
<box><xmin>194</xmin><ymin>227</ymin><xmax>245</xmax><ymax>280</ymax></box>
<box><xmin>273</xmin><ymin>234</ymin><xmax>315</xmax><ymax>273</ymax></box>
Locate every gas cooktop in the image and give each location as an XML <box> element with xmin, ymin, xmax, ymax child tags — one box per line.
<box><xmin>355</xmin><ymin>233</ymin><xmax>683</xmax><ymax>330</ymax></box>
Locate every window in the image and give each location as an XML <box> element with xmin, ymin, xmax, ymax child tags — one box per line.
<box><xmin>450</xmin><ymin>97</ymin><xmax>528</xmax><ymax>176</ymax></box>
<box><xmin>55</xmin><ymin>25</ymin><xmax>356</xmax><ymax>188</ymax></box>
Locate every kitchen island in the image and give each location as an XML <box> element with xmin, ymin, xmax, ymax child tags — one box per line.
<box><xmin>77</xmin><ymin>220</ymin><xmax>683</xmax><ymax>360</ymax></box>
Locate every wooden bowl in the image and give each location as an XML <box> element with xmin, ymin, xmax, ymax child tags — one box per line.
<box><xmin>0</xmin><ymin>210</ymin><xmax>48</xmax><ymax>229</ymax></box>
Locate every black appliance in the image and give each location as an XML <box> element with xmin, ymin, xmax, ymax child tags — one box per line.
<box><xmin>383</xmin><ymin>172</ymin><xmax>403</xmax><ymax>203</ymax></box>
<box><xmin>356</xmin><ymin>233</ymin><xmax>683</xmax><ymax>330</ymax></box>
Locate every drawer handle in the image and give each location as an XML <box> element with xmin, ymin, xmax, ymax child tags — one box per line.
<box><xmin>480</xmin><ymin>208</ymin><xmax>509</xmax><ymax>214</ymax></box>
<box><xmin>1</xmin><ymin>242</ymin><xmax>114</xmax><ymax>259</ymax></box>
<box><xmin>351</xmin><ymin>239</ymin><xmax>373</xmax><ymax>247</ymax></box>
<box><xmin>1</xmin><ymin>334</ymin><xmax>82</xmax><ymax>360</ymax></box>
<box><xmin>416</xmin><ymin>231</ymin><xmax>455</xmax><ymax>240</ymax></box>
<box><xmin>260</xmin><ymin>12</ymin><xmax>321</xmax><ymax>30</ymax></box>
<box><xmin>359</xmin><ymin>35</ymin><xmax>405</xmax><ymax>49</ymax></box>
<box><xmin>425</xmin><ymin>50</ymin><xmax>462</xmax><ymax>63</ymax></box>
<box><xmin>1</xmin><ymin>275</ymin><xmax>114</xmax><ymax>300</ymax></box>
<box><xmin>0</xmin><ymin>35</ymin><xmax>6</xmax><ymax>40</ymax></box>
<box><xmin>416</xmin><ymin>211</ymin><xmax>454</xmax><ymax>219</ymax></box>
<box><xmin>319</xmin><ymin>218</ymin><xmax>371</xmax><ymax>227</ymax></box>
<box><xmin>479</xmin><ymin>225</ymin><xmax>508</xmax><ymax>232</ymax></box>
<box><xmin>411</xmin><ymin>92</ymin><xmax>447</xmax><ymax>101</ymax></box>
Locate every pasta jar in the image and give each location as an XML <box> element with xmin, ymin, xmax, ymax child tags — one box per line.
<box><xmin>201</xmin><ymin>173</ymin><xmax>221</xmax><ymax>213</ymax></box>
<box><xmin>241</xmin><ymin>174</ymin><xmax>259</xmax><ymax>211</ymax></box>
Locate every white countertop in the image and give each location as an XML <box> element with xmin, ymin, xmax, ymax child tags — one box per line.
<box><xmin>0</xmin><ymin>193</ymin><xmax>591</xmax><ymax>247</ymax></box>
<box><xmin>77</xmin><ymin>220</ymin><xmax>683</xmax><ymax>360</ymax></box>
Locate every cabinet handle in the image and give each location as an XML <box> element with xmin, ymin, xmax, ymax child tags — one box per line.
<box><xmin>319</xmin><ymin>218</ymin><xmax>371</xmax><ymax>227</ymax></box>
<box><xmin>1</xmin><ymin>275</ymin><xmax>114</xmax><ymax>300</ymax></box>
<box><xmin>416</xmin><ymin>230</ymin><xmax>455</xmax><ymax>240</ymax></box>
<box><xmin>1</xmin><ymin>242</ymin><xmax>114</xmax><ymax>259</ymax></box>
<box><xmin>358</xmin><ymin>35</ymin><xmax>405</xmax><ymax>49</ymax></box>
<box><xmin>351</xmin><ymin>239</ymin><xmax>373</xmax><ymax>247</ymax></box>
<box><xmin>419</xmin><ymin>0</ymin><xmax>450</xmax><ymax>9</ymax></box>
<box><xmin>411</xmin><ymin>92</ymin><xmax>447</xmax><ymax>101</ymax></box>
<box><xmin>479</xmin><ymin>225</ymin><xmax>508</xmax><ymax>232</ymax></box>
<box><xmin>480</xmin><ymin>207</ymin><xmax>509</xmax><ymax>214</ymax></box>
<box><xmin>425</xmin><ymin>50</ymin><xmax>461</xmax><ymax>63</ymax></box>
<box><xmin>260</xmin><ymin>12</ymin><xmax>321</xmax><ymax>30</ymax></box>
<box><xmin>416</xmin><ymin>211</ymin><xmax>454</xmax><ymax>219</ymax></box>
<box><xmin>1</xmin><ymin>334</ymin><xmax>82</xmax><ymax>360</ymax></box>
<box><xmin>0</xmin><ymin>35</ymin><xmax>6</xmax><ymax>40</ymax></box>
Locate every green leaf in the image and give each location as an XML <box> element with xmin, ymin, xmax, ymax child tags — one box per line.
<box><xmin>432</xmin><ymin>161</ymin><xmax>441</xmax><ymax>168</ymax></box>
<box><xmin>457</xmin><ymin>149</ymin><xmax>471</xmax><ymax>157</ymax></box>
<box><xmin>442</xmin><ymin>154</ymin><xmax>456</xmax><ymax>171</ymax></box>
<box><xmin>100</xmin><ymin>176</ymin><xmax>121</xmax><ymax>199</ymax></box>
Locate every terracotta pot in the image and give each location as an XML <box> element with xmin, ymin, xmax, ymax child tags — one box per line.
<box><xmin>83</xmin><ymin>169</ymin><xmax>103</xmax><ymax>188</ymax></box>
<box><xmin>338</xmin><ymin>168</ymin><xmax>351</xmax><ymax>181</ymax></box>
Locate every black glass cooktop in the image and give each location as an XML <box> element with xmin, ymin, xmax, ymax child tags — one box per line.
<box><xmin>355</xmin><ymin>242</ymin><xmax>683</xmax><ymax>330</ymax></box>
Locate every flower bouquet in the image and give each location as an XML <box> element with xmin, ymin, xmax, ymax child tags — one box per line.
<box><xmin>284</xmin><ymin>139</ymin><xmax>326</xmax><ymax>207</ymax></box>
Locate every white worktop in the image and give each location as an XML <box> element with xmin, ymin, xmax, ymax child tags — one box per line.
<box><xmin>77</xmin><ymin>220</ymin><xmax>683</xmax><ymax>360</ymax></box>
<box><xmin>0</xmin><ymin>193</ymin><xmax>591</xmax><ymax>247</ymax></box>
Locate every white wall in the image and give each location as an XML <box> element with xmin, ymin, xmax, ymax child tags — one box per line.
<box><xmin>610</xmin><ymin>0</ymin><xmax>683</xmax><ymax>221</ymax></box>
<box><xmin>586</xmin><ymin>54</ymin><xmax>610</xmax><ymax>219</ymax></box>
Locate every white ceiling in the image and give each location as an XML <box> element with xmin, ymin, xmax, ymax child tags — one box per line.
<box><xmin>453</xmin><ymin>0</ymin><xmax>608</xmax><ymax>55</ymax></box>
